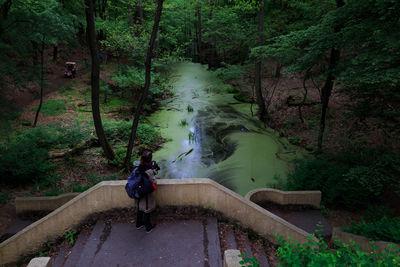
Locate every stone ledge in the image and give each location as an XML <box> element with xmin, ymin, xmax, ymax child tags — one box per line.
<box><xmin>0</xmin><ymin>179</ymin><xmax>317</xmax><ymax>265</ymax></box>
<box><xmin>16</xmin><ymin>193</ymin><xmax>80</xmax><ymax>214</ymax></box>
<box><xmin>332</xmin><ymin>227</ymin><xmax>399</xmax><ymax>254</ymax></box>
<box><xmin>245</xmin><ymin>188</ymin><xmax>321</xmax><ymax>208</ymax></box>
<box><xmin>26</xmin><ymin>257</ymin><xmax>51</xmax><ymax>267</ymax></box>
<box><xmin>223</xmin><ymin>249</ymin><xmax>241</xmax><ymax>267</ymax></box>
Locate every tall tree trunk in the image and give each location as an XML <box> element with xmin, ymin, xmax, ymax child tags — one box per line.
<box><xmin>53</xmin><ymin>45</ymin><xmax>58</xmax><ymax>62</ymax></box>
<box><xmin>195</xmin><ymin>5</ymin><xmax>202</xmax><ymax>60</ymax></box>
<box><xmin>33</xmin><ymin>40</ymin><xmax>45</xmax><ymax>127</ymax></box>
<box><xmin>316</xmin><ymin>0</ymin><xmax>344</xmax><ymax>153</ymax></box>
<box><xmin>254</xmin><ymin>0</ymin><xmax>266</xmax><ymax>120</ymax></box>
<box><xmin>0</xmin><ymin>0</ymin><xmax>12</xmax><ymax>37</ymax></box>
<box><xmin>85</xmin><ymin>0</ymin><xmax>115</xmax><ymax>160</ymax></box>
<box><xmin>124</xmin><ymin>0</ymin><xmax>164</xmax><ymax>171</ymax></box>
<box><xmin>137</xmin><ymin>0</ymin><xmax>143</xmax><ymax>26</ymax></box>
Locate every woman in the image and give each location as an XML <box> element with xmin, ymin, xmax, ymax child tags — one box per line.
<box><xmin>135</xmin><ymin>150</ymin><xmax>157</xmax><ymax>233</ymax></box>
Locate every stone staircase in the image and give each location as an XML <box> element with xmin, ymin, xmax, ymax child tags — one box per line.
<box><xmin>50</xmin><ymin>218</ymin><xmax>271</xmax><ymax>267</ymax></box>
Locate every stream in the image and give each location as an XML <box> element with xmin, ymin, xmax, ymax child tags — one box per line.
<box><xmin>149</xmin><ymin>62</ymin><xmax>305</xmax><ymax>196</ymax></box>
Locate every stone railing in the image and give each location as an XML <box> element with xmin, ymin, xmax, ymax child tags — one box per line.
<box><xmin>0</xmin><ymin>179</ymin><xmax>317</xmax><ymax>265</ymax></box>
<box><xmin>16</xmin><ymin>193</ymin><xmax>80</xmax><ymax>214</ymax></box>
<box><xmin>245</xmin><ymin>188</ymin><xmax>321</xmax><ymax>208</ymax></box>
<box><xmin>332</xmin><ymin>227</ymin><xmax>399</xmax><ymax>254</ymax></box>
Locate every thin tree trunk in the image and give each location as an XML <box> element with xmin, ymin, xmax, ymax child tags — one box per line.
<box><xmin>124</xmin><ymin>0</ymin><xmax>164</xmax><ymax>171</ymax></box>
<box><xmin>254</xmin><ymin>0</ymin><xmax>266</xmax><ymax>120</ymax></box>
<box><xmin>317</xmin><ymin>0</ymin><xmax>344</xmax><ymax>153</ymax></box>
<box><xmin>33</xmin><ymin>40</ymin><xmax>45</xmax><ymax>127</ymax></box>
<box><xmin>0</xmin><ymin>0</ymin><xmax>12</xmax><ymax>37</ymax></box>
<box><xmin>85</xmin><ymin>0</ymin><xmax>115</xmax><ymax>160</ymax></box>
<box><xmin>196</xmin><ymin>5</ymin><xmax>202</xmax><ymax>59</ymax></box>
<box><xmin>53</xmin><ymin>45</ymin><xmax>58</xmax><ymax>62</ymax></box>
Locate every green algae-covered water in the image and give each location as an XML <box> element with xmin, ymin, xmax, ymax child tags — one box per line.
<box><xmin>149</xmin><ymin>62</ymin><xmax>305</xmax><ymax>196</ymax></box>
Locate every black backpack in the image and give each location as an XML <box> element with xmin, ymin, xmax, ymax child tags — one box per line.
<box><xmin>125</xmin><ymin>167</ymin><xmax>155</xmax><ymax>200</ymax></box>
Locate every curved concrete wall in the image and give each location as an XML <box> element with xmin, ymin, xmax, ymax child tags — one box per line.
<box><xmin>0</xmin><ymin>179</ymin><xmax>317</xmax><ymax>265</ymax></box>
<box><xmin>16</xmin><ymin>193</ymin><xmax>80</xmax><ymax>214</ymax></box>
<box><xmin>245</xmin><ymin>188</ymin><xmax>321</xmax><ymax>208</ymax></box>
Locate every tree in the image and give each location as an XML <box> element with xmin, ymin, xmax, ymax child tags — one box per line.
<box><xmin>85</xmin><ymin>0</ymin><xmax>116</xmax><ymax>160</ymax></box>
<box><xmin>254</xmin><ymin>0</ymin><xmax>266</xmax><ymax>121</ymax></box>
<box><xmin>124</xmin><ymin>0</ymin><xmax>164</xmax><ymax>171</ymax></box>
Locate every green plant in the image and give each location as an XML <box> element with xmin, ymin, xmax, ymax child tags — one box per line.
<box><xmin>65</xmin><ymin>230</ymin><xmax>77</xmax><ymax>245</ymax></box>
<box><xmin>188</xmin><ymin>131</ymin><xmax>196</xmax><ymax>144</ymax></box>
<box><xmin>179</xmin><ymin>119</ymin><xmax>188</xmax><ymax>127</ymax></box>
<box><xmin>344</xmin><ymin>217</ymin><xmax>400</xmax><ymax>244</ymax></box>
<box><xmin>0</xmin><ymin>140</ymin><xmax>55</xmax><ymax>186</ymax></box>
<box><xmin>187</xmin><ymin>104</ymin><xmax>194</xmax><ymax>113</ymax></box>
<box><xmin>238</xmin><ymin>252</ymin><xmax>259</xmax><ymax>267</ymax></box>
<box><xmin>103</xmin><ymin>120</ymin><xmax>161</xmax><ymax>146</ymax></box>
<box><xmin>88</xmin><ymin>173</ymin><xmax>102</xmax><ymax>186</ymax></box>
<box><xmin>31</xmin><ymin>99</ymin><xmax>67</xmax><ymax>116</ymax></box>
<box><xmin>38</xmin><ymin>243</ymin><xmax>52</xmax><ymax>257</ymax></box>
<box><xmin>69</xmin><ymin>182</ymin><xmax>90</xmax><ymax>192</ymax></box>
<box><xmin>44</xmin><ymin>188</ymin><xmax>61</xmax><ymax>196</ymax></box>
<box><xmin>363</xmin><ymin>204</ymin><xmax>394</xmax><ymax>222</ymax></box>
<box><xmin>276</xmin><ymin>231</ymin><xmax>400</xmax><ymax>266</ymax></box>
<box><xmin>286</xmin><ymin>149</ymin><xmax>400</xmax><ymax>211</ymax></box>
<box><xmin>0</xmin><ymin>191</ymin><xmax>10</xmax><ymax>205</ymax></box>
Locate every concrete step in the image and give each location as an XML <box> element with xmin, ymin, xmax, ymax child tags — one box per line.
<box><xmin>225</xmin><ymin>226</ymin><xmax>237</xmax><ymax>250</ymax></box>
<box><xmin>90</xmin><ymin>220</ymin><xmax>206</xmax><ymax>267</ymax></box>
<box><xmin>62</xmin><ymin>230</ymin><xmax>90</xmax><ymax>267</ymax></box>
<box><xmin>205</xmin><ymin>218</ymin><xmax>222</xmax><ymax>267</ymax></box>
<box><xmin>50</xmin><ymin>218</ymin><xmax>226</xmax><ymax>266</ymax></box>
<box><xmin>72</xmin><ymin>220</ymin><xmax>106</xmax><ymax>267</ymax></box>
<box><xmin>52</xmin><ymin>242</ymin><xmax>69</xmax><ymax>267</ymax></box>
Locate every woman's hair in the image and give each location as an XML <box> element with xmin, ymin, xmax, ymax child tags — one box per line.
<box><xmin>141</xmin><ymin>150</ymin><xmax>152</xmax><ymax>164</ymax></box>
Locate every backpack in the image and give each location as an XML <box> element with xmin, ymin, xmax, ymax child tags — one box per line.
<box><xmin>125</xmin><ymin>167</ymin><xmax>156</xmax><ymax>199</ymax></box>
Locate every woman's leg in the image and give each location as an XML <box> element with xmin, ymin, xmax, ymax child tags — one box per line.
<box><xmin>136</xmin><ymin>210</ymin><xmax>144</xmax><ymax>229</ymax></box>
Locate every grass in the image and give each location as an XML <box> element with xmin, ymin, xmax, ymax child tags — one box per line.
<box><xmin>187</xmin><ymin>104</ymin><xmax>194</xmax><ymax>113</ymax></box>
<box><xmin>32</xmin><ymin>99</ymin><xmax>67</xmax><ymax>116</ymax></box>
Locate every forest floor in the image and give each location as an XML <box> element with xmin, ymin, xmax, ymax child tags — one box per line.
<box><xmin>232</xmin><ymin>66</ymin><xmax>397</xmax><ymax>155</ymax></box>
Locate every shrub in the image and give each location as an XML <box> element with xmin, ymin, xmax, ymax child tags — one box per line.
<box><xmin>287</xmin><ymin>149</ymin><xmax>400</xmax><ymax>210</ymax></box>
<box><xmin>214</xmin><ymin>63</ymin><xmax>246</xmax><ymax>82</ymax></box>
<box><xmin>15</xmin><ymin>121</ymin><xmax>91</xmax><ymax>150</ymax></box>
<box><xmin>103</xmin><ymin>120</ymin><xmax>161</xmax><ymax>146</ymax></box>
<box><xmin>344</xmin><ymin>217</ymin><xmax>400</xmax><ymax>244</ymax></box>
<box><xmin>0</xmin><ymin>141</ymin><xmax>54</xmax><ymax>185</ymax></box>
<box><xmin>276</xmin><ymin>232</ymin><xmax>400</xmax><ymax>266</ymax></box>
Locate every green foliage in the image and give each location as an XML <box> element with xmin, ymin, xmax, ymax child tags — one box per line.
<box><xmin>69</xmin><ymin>182</ymin><xmax>90</xmax><ymax>193</ymax></box>
<box><xmin>238</xmin><ymin>252</ymin><xmax>259</xmax><ymax>267</ymax></box>
<box><xmin>344</xmin><ymin>217</ymin><xmax>400</xmax><ymax>244</ymax></box>
<box><xmin>31</xmin><ymin>99</ymin><xmax>66</xmax><ymax>116</ymax></box>
<box><xmin>287</xmin><ymin>149</ymin><xmax>400</xmax><ymax>210</ymax></box>
<box><xmin>363</xmin><ymin>204</ymin><xmax>394</xmax><ymax>222</ymax></box>
<box><xmin>187</xmin><ymin>104</ymin><xmax>194</xmax><ymax>113</ymax></box>
<box><xmin>276</xmin><ymin>232</ymin><xmax>400</xmax><ymax>266</ymax></box>
<box><xmin>0</xmin><ymin>121</ymin><xmax>91</xmax><ymax>186</ymax></box>
<box><xmin>0</xmin><ymin>191</ymin><xmax>10</xmax><ymax>205</ymax></box>
<box><xmin>103</xmin><ymin>119</ymin><xmax>161</xmax><ymax>146</ymax></box>
<box><xmin>44</xmin><ymin>188</ymin><xmax>61</xmax><ymax>196</ymax></box>
<box><xmin>0</xmin><ymin>139</ymin><xmax>54</xmax><ymax>186</ymax></box>
<box><xmin>38</xmin><ymin>243</ymin><xmax>52</xmax><ymax>257</ymax></box>
<box><xmin>214</xmin><ymin>63</ymin><xmax>246</xmax><ymax>82</ymax></box>
<box><xmin>179</xmin><ymin>119</ymin><xmax>188</xmax><ymax>127</ymax></box>
<box><xmin>65</xmin><ymin>230</ymin><xmax>76</xmax><ymax>245</ymax></box>
<box><xmin>16</xmin><ymin>121</ymin><xmax>91</xmax><ymax>149</ymax></box>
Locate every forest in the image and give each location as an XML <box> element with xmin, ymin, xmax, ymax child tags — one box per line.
<box><xmin>0</xmin><ymin>0</ymin><xmax>399</xmax><ymax>265</ymax></box>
